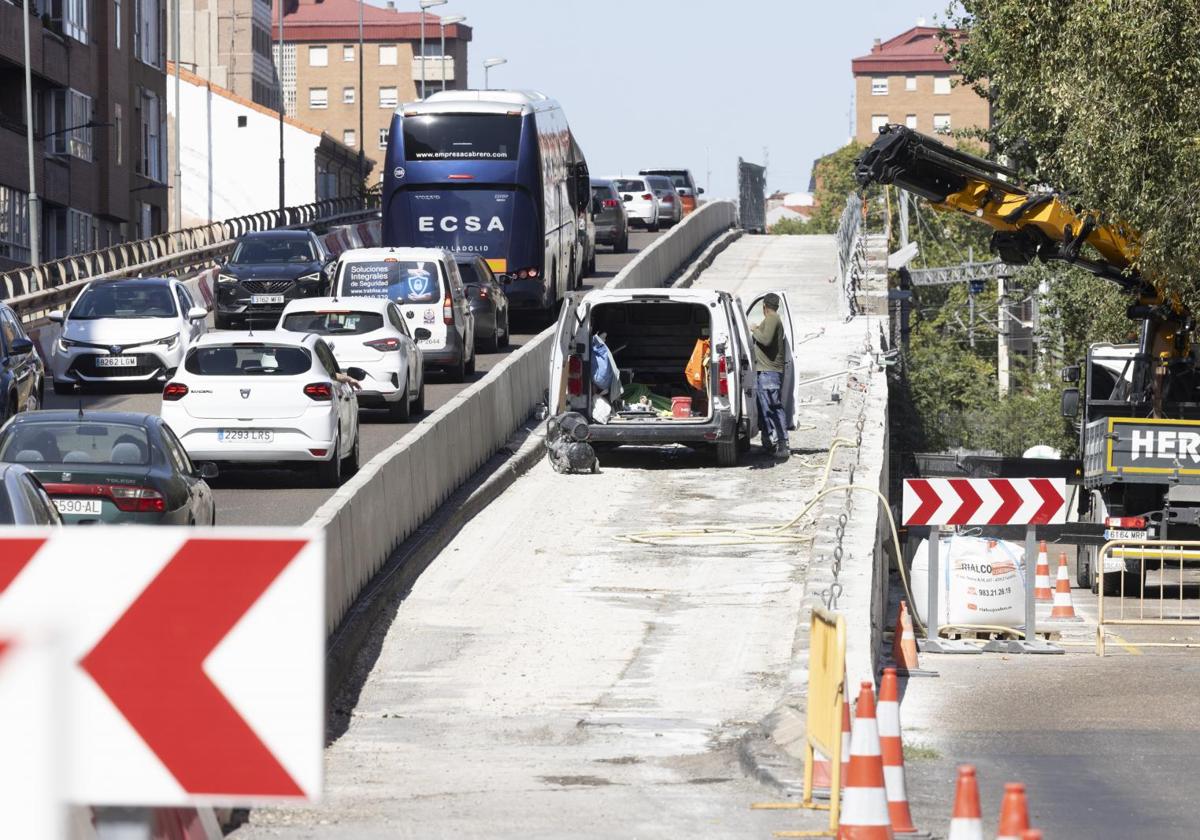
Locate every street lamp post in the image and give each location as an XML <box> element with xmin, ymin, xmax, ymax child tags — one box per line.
<box><xmin>21</xmin><ymin>0</ymin><xmax>39</xmax><ymax>265</ymax></box>
<box><xmin>357</xmin><ymin>0</ymin><xmax>364</xmax><ymax>195</ymax></box>
<box><xmin>173</xmin><ymin>0</ymin><xmax>182</xmax><ymax>230</ymax></box>
<box><xmin>277</xmin><ymin>0</ymin><xmax>286</xmax><ymax>209</ymax></box>
<box><xmin>439</xmin><ymin>15</ymin><xmax>465</xmax><ymax>93</ymax></box>
<box><xmin>483</xmin><ymin>57</ymin><xmax>506</xmax><ymax>91</ymax></box>
<box><xmin>418</xmin><ymin>0</ymin><xmax>447</xmax><ymax>100</ymax></box>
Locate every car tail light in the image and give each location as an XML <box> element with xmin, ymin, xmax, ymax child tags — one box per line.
<box><xmin>304</xmin><ymin>382</ymin><xmax>333</xmax><ymax>401</ymax></box>
<box><xmin>443</xmin><ymin>295</ymin><xmax>454</xmax><ymax>325</ymax></box>
<box><xmin>718</xmin><ymin>356</ymin><xmax>729</xmax><ymax>397</ymax></box>
<box><xmin>478</xmin><ymin>287</ymin><xmax>489</xmax><ymax>299</ymax></box>
<box><xmin>602</xmin><ymin>199</ymin><xmax>618</xmax><ymax>209</ymax></box>
<box><xmin>364</xmin><ymin>337</ymin><xmax>401</xmax><ymax>351</ymax></box>
<box><xmin>1105</xmin><ymin>516</ymin><xmax>1147</xmax><ymax>530</ymax></box>
<box><xmin>162</xmin><ymin>382</ymin><xmax>189</xmax><ymax>401</ymax></box>
<box><xmin>109</xmin><ymin>485</ymin><xmax>166</xmax><ymax>513</ymax></box>
<box><xmin>567</xmin><ymin>354</ymin><xmax>583</xmax><ymax>397</ymax></box>
<box><xmin>663</xmin><ymin>195</ymin><xmax>675</xmax><ymax>204</ymax></box>
<box><xmin>642</xmin><ymin>193</ymin><xmax>653</xmax><ymax>201</ymax></box>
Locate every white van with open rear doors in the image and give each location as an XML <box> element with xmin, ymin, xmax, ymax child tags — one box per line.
<box><xmin>547</xmin><ymin>288</ymin><xmax>806</xmax><ymax>467</ymax></box>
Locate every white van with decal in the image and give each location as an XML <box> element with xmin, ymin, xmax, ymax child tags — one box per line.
<box><xmin>334</xmin><ymin>247</ymin><xmax>476</xmax><ymax>382</ymax></box>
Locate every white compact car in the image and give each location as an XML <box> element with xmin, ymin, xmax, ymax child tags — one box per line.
<box><xmin>333</xmin><ymin>247</ymin><xmax>476</xmax><ymax>382</ymax></box>
<box><xmin>278</xmin><ymin>296</ymin><xmax>426</xmax><ymax>421</ymax></box>
<box><xmin>49</xmin><ymin>277</ymin><xmax>208</xmax><ymax>393</ymax></box>
<box><xmin>161</xmin><ymin>331</ymin><xmax>360</xmax><ymax>486</ymax></box>
<box><xmin>609</xmin><ymin>177</ymin><xmax>660</xmax><ymax>232</ymax></box>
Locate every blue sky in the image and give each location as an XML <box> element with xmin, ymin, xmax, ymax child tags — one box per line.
<box><xmin>391</xmin><ymin>0</ymin><xmax>951</xmax><ymax>199</ymax></box>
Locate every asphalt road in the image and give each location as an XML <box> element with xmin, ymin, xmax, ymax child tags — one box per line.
<box><xmin>41</xmin><ymin>231</ymin><xmax>659</xmax><ymax>526</ymax></box>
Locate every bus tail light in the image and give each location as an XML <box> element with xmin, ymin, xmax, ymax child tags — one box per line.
<box><xmin>718</xmin><ymin>356</ymin><xmax>729</xmax><ymax>397</ymax></box>
<box><xmin>443</xmin><ymin>295</ymin><xmax>454</xmax><ymax>325</ymax></box>
<box><xmin>514</xmin><ymin>267</ymin><xmax>540</xmax><ymax>280</ymax></box>
<box><xmin>567</xmin><ymin>354</ymin><xmax>584</xmax><ymax>397</ymax></box>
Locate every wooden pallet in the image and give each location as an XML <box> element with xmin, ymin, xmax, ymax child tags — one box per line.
<box><xmin>940</xmin><ymin>627</ymin><xmax>1061</xmax><ymax>642</ymax></box>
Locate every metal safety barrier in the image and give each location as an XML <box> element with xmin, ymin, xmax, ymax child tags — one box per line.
<box><xmin>1</xmin><ymin>195</ymin><xmax>380</xmax><ymax>321</ymax></box>
<box><xmin>1096</xmin><ymin>539</ymin><xmax>1200</xmax><ymax>655</ymax></box>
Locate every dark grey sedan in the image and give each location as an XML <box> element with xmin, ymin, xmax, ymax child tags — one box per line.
<box><xmin>590</xmin><ymin>179</ymin><xmax>629</xmax><ymax>253</ymax></box>
<box><xmin>0</xmin><ymin>463</ymin><xmax>62</xmax><ymax>525</ymax></box>
<box><xmin>454</xmin><ymin>254</ymin><xmax>511</xmax><ymax>352</ymax></box>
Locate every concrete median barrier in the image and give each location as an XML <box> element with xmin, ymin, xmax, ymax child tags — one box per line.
<box><xmin>314</xmin><ymin>200</ymin><xmax>738</xmax><ymax>634</ymax></box>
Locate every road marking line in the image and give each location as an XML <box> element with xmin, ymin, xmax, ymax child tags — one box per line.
<box><xmin>1108</xmin><ymin>632</ymin><xmax>1143</xmax><ymax>655</ymax></box>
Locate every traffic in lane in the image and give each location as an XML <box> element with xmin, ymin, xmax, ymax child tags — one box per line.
<box><xmin>40</xmin><ymin>231</ymin><xmax>660</xmax><ymax>526</ymax></box>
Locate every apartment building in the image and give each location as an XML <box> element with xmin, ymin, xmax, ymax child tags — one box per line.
<box><xmin>275</xmin><ymin>0</ymin><xmax>470</xmax><ymax>171</ymax></box>
<box><xmin>176</xmin><ymin>0</ymin><xmax>279</xmax><ymax>109</ymax></box>
<box><xmin>851</xmin><ymin>26</ymin><xmax>989</xmax><ymax>146</ymax></box>
<box><xmin>0</xmin><ymin>0</ymin><xmax>168</xmax><ymax>268</ymax></box>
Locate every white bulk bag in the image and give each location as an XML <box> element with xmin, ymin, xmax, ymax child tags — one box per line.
<box><xmin>909</xmin><ymin>535</ymin><xmax>1027</xmax><ymax>629</ymax></box>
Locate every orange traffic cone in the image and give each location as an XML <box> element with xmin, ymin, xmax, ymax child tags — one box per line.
<box><xmin>813</xmin><ymin>669</ymin><xmax>853</xmax><ymax>796</ymax></box>
<box><xmin>837</xmin><ymin>681</ymin><xmax>894</xmax><ymax>840</ymax></box>
<box><xmin>893</xmin><ymin>600</ymin><xmax>920</xmax><ymax>673</ymax></box>
<box><xmin>996</xmin><ymin>782</ymin><xmax>1030</xmax><ymax>840</ymax></box>
<box><xmin>1021</xmin><ymin>831</ymin><xmax>1043</xmax><ymax>840</ymax></box>
<box><xmin>947</xmin><ymin>765</ymin><xmax>982</xmax><ymax>840</ymax></box>
<box><xmin>1033</xmin><ymin>542</ymin><xmax>1053</xmax><ymax>602</ymax></box>
<box><xmin>877</xmin><ymin>669</ymin><xmax>917</xmax><ymax>833</ymax></box>
<box><xmin>1048</xmin><ymin>553</ymin><xmax>1080</xmax><ymax>620</ymax></box>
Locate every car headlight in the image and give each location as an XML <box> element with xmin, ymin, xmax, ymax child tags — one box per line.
<box><xmin>156</xmin><ymin>333</ymin><xmax>180</xmax><ymax>350</ymax></box>
<box><xmin>217</xmin><ymin>273</ymin><xmax>240</xmax><ymax>285</ymax></box>
<box><xmin>57</xmin><ymin>337</ymin><xmax>78</xmax><ymax>352</ymax></box>
<box><xmin>297</xmin><ymin>272</ymin><xmax>321</xmax><ymax>284</ymax></box>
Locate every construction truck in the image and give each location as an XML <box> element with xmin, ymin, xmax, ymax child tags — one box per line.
<box><xmin>856</xmin><ymin>125</ymin><xmax>1200</xmax><ymax>594</ymax></box>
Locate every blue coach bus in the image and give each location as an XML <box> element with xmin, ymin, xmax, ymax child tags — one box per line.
<box><xmin>381</xmin><ymin>90</ymin><xmax>590</xmax><ymax>319</ymax></box>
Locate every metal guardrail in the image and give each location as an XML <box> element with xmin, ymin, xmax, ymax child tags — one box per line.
<box><xmin>1097</xmin><ymin>539</ymin><xmax>1200</xmax><ymax>654</ymax></box>
<box><xmin>1</xmin><ymin>196</ymin><xmax>380</xmax><ymax>320</ymax></box>
<box><xmin>836</xmin><ymin>192</ymin><xmax>865</xmax><ymax>318</ymax></box>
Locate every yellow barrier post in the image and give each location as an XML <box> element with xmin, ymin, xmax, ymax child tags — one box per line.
<box><xmin>1097</xmin><ymin>539</ymin><xmax>1200</xmax><ymax>655</ymax></box>
<box><xmin>751</xmin><ymin>607</ymin><xmax>846</xmax><ymax>837</ymax></box>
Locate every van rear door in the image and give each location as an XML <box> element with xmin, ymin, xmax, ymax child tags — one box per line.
<box><xmin>746</xmin><ymin>290</ymin><xmax>801</xmax><ymax>430</ymax></box>
<box><xmin>728</xmin><ymin>296</ymin><xmax>759</xmax><ymax>440</ymax></box>
<box><xmin>548</xmin><ymin>292</ymin><xmax>591</xmax><ymax>415</ymax></box>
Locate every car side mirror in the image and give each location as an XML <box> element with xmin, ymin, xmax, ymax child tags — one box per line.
<box><xmin>214</xmin><ymin>255</ymin><xmax>226</xmax><ymax>266</ymax></box>
<box><xmin>1061</xmin><ymin>388</ymin><xmax>1080</xmax><ymax>418</ymax></box>
<box><xmin>9</xmin><ymin>337</ymin><xmax>33</xmax><ymax>354</ymax></box>
<box><xmin>1061</xmin><ymin>364</ymin><xmax>1081</xmax><ymax>383</ymax></box>
<box><xmin>414</xmin><ymin>328</ymin><xmax>432</xmax><ymax>340</ymax></box>
<box><xmin>48</xmin><ymin>310</ymin><xmax>65</xmax><ymax>324</ymax></box>
<box><xmin>186</xmin><ymin>306</ymin><xmax>208</xmax><ymax>321</ymax></box>
<box><xmin>698</xmin><ymin>187</ymin><xmax>705</xmax><ymax>195</ymax></box>
<box><xmin>345</xmin><ymin>366</ymin><xmax>368</xmax><ymax>381</ymax></box>
<box><xmin>197</xmin><ymin>462</ymin><xmax>219</xmax><ymax>480</ymax></box>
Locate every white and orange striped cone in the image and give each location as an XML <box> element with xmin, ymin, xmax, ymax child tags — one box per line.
<box><xmin>947</xmin><ymin>765</ymin><xmax>983</xmax><ymax>840</ymax></box>
<box><xmin>1033</xmin><ymin>541</ymin><xmax>1053</xmax><ymax>602</ymax></box>
<box><xmin>1020</xmin><ymin>831</ymin><xmax>1043</xmax><ymax>840</ymax></box>
<box><xmin>996</xmin><ymin>782</ymin><xmax>1030</xmax><ymax>840</ymax></box>
<box><xmin>837</xmin><ymin>681</ymin><xmax>894</xmax><ymax>840</ymax></box>
<box><xmin>1048</xmin><ymin>553</ymin><xmax>1081</xmax><ymax>620</ymax></box>
<box><xmin>893</xmin><ymin>600</ymin><xmax>920</xmax><ymax>673</ymax></box>
<box><xmin>813</xmin><ymin>670</ymin><xmax>853</xmax><ymax>797</ymax></box>
<box><xmin>877</xmin><ymin>669</ymin><xmax>918</xmax><ymax>834</ymax></box>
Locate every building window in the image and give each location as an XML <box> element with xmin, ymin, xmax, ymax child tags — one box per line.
<box><xmin>46</xmin><ymin>208</ymin><xmax>95</xmax><ymax>259</ymax></box>
<box><xmin>343</xmin><ymin>129</ymin><xmax>356</xmax><ymax>147</ymax></box>
<box><xmin>46</xmin><ymin>89</ymin><xmax>94</xmax><ymax>161</ymax></box>
<box><xmin>933</xmin><ymin>113</ymin><xmax>951</xmax><ymax>133</ymax></box>
<box><xmin>114</xmin><ymin>0</ymin><xmax>121</xmax><ymax>48</ymax></box>
<box><xmin>309</xmin><ymin>87</ymin><xmax>328</xmax><ymax>109</ymax></box>
<box><xmin>309</xmin><ymin>45</ymin><xmax>327</xmax><ymax>66</ymax></box>
<box><xmin>342</xmin><ymin>86</ymin><xmax>355</xmax><ymax>104</ymax></box>
<box><xmin>379</xmin><ymin>44</ymin><xmax>397</xmax><ymax>66</ymax></box>
<box><xmin>871</xmin><ymin>77</ymin><xmax>888</xmax><ymax>96</ymax></box>
<box><xmin>139</xmin><ymin>89</ymin><xmax>164</xmax><ymax>181</ymax></box>
<box><xmin>870</xmin><ymin>114</ymin><xmax>887</xmax><ymax>134</ymax></box>
<box><xmin>134</xmin><ymin>0</ymin><xmax>162</xmax><ymax>68</ymax></box>
<box><xmin>934</xmin><ymin>75</ymin><xmax>951</xmax><ymax>95</ymax></box>
<box><xmin>378</xmin><ymin>127</ymin><xmax>388</xmax><ymax>149</ymax></box>
<box><xmin>905</xmin><ymin>76</ymin><xmax>916</xmax><ymax>91</ymax></box>
<box><xmin>114</xmin><ymin>103</ymin><xmax>123</xmax><ymax>165</ymax></box>
<box><xmin>379</xmin><ymin>86</ymin><xmax>397</xmax><ymax>108</ymax></box>
<box><xmin>60</xmin><ymin>0</ymin><xmax>88</xmax><ymax>43</ymax></box>
<box><xmin>343</xmin><ymin>44</ymin><xmax>354</xmax><ymax>61</ymax></box>
<box><xmin>905</xmin><ymin>114</ymin><xmax>917</xmax><ymax>130</ymax></box>
<box><xmin>0</xmin><ymin>186</ymin><xmax>31</xmax><ymax>263</ymax></box>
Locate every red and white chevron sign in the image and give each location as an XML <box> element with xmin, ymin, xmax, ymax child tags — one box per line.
<box><xmin>0</xmin><ymin>529</ymin><xmax>323</xmax><ymax>806</ymax></box>
<box><xmin>902</xmin><ymin>478</ymin><xmax>1067</xmax><ymax>526</ymax></box>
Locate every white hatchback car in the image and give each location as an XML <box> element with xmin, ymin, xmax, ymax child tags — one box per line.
<box><xmin>278</xmin><ymin>297</ymin><xmax>426</xmax><ymax>421</ymax></box>
<box><xmin>161</xmin><ymin>331</ymin><xmax>360</xmax><ymax>486</ymax></box>
<box><xmin>609</xmin><ymin>177</ymin><xmax>660</xmax><ymax>232</ymax></box>
<box><xmin>49</xmin><ymin>277</ymin><xmax>208</xmax><ymax>393</ymax></box>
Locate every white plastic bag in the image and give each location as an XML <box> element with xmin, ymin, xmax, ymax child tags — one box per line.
<box><xmin>592</xmin><ymin>395</ymin><xmax>613</xmax><ymax>424</ymax></box>
<box><xmin>909</xmin><ymin>535</ymin><xmax>1027</xmax><ymax>628</ymax></box>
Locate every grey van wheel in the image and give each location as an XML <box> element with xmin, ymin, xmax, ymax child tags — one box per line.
<box><xmin>716</xmin><ymin>439</ymin><xmax>738</xmax><ymax>467</ymax></box>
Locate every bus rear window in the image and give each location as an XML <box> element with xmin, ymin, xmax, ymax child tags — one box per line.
<box><xmin>338</xmin><ymin>261</ymin><xmax>444</xmax><ymax>304</ymax></box>
<box><xmin>403</xmin><ymin>114</ymin><xmax>522</xmax><ymax>161</ymax></box>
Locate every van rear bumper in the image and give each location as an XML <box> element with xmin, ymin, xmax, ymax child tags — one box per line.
<box><xmin>586</xmin><ymin>412</ymin><xmax>735</xmax><ymax>445</ymax></box>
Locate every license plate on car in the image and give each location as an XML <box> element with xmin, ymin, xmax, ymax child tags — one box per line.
<box><xmin>95</xmin><ymin>355</ymin><xmax>137</xmax><ymax>368</ymax></box>
<box><xmin>1104</xmin><ymin>529</ymin><xmax>1148</xmax><ymax>541</ymax></box>
<box><xmin>53</xmin><ymin>498</ymin><xmax>103</xmax><ymax>516</ymax></box>
<box><xmin>251</xmin><ymin>294</ymin><xmax>285</xmax><ymax>305</ymax></box>
<box><xmin>218</xmin><ymin>429</ymin><xmax>274</xmax><ymax>443</ymax></box>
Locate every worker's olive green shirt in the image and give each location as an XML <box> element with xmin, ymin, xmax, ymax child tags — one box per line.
<box><xmin>753</xmin><ymin>309</ymin><xmax>785</xmax><ymax>372</ymax></box>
